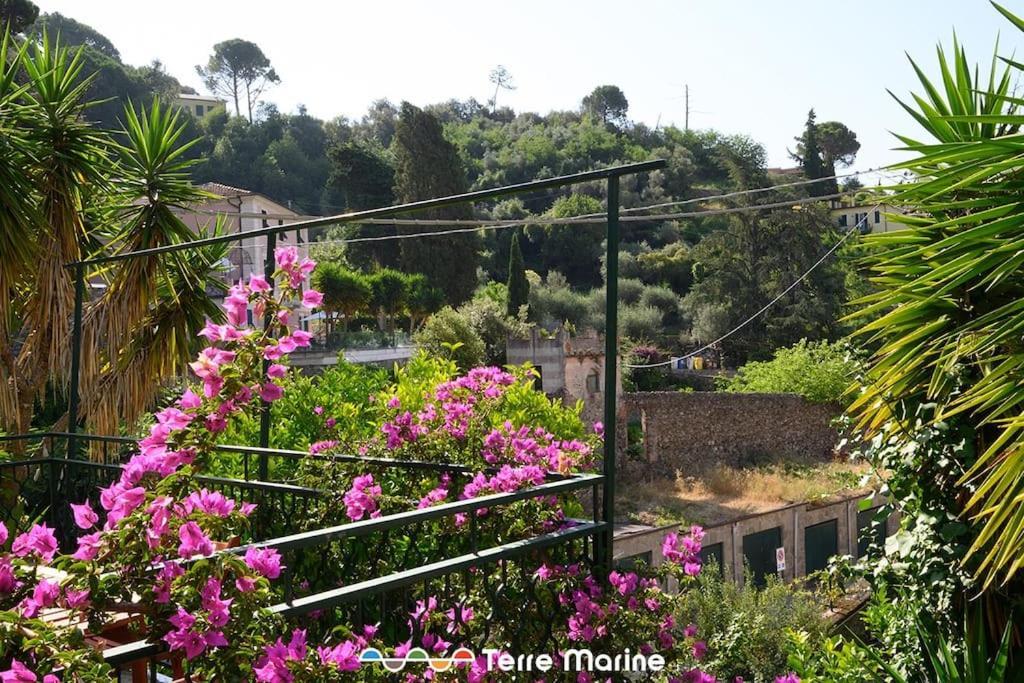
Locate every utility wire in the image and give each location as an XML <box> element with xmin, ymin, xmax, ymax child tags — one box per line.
<box><xmin>623</xmin><ymin>203</ymin><xmax>883</xmax><ymax>369</ymax></box>
<box><xmin>189</xmin><ymin>167</ymin><xmax>891</xmax><ymax>225</ymax></box>
<box><xmin>223</xmin><ymin>190</ymin><xmax>864</xmax><ymax>252</ymax></box>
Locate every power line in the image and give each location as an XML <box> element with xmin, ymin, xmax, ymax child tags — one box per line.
<box><xmin>220</xmin><ymin>189</ymin><xmax>864</xmax><ymax>253</ymax></box>
<box><xmin>623</xmin><ymin>203</ymin><xmax>883</xmax><ymax>370</ymax></box>
<box><xmin>189</xmin><ymin>167</ymin><xmax>893</xmax><ymax>225</ymax></box>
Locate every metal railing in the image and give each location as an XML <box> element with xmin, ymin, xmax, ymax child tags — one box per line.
<box><xmin>2</xmin><ymin>160</ymin><xmax>666</xmax><ymax>677</ymax></box>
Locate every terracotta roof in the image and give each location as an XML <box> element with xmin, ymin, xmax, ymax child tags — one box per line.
<box><xmin>199</xmin><ymin>182</ymin><xmax>254</xmax><ymax>198</ymax></box>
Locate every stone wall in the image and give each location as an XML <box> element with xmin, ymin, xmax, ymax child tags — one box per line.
<box><xmin>619</xmin><ymin>392</ymin><xmax>843</xmax><ymax>477</ymax></box>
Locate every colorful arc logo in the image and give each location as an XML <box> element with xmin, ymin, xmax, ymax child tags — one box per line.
<box><xmin>359</xmin><ymin>646</ymin><xmax>475</xmax><ymax>672</ymax></box>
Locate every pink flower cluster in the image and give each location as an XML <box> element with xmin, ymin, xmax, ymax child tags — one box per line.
<box><xmin>481</xmin><ymin>421</ymin><xmax>595</xmax><ymax>473</ymax></box>
<box><xmin>662</xmin><ymin>525</ymin><xmax>705</xmax><ymax>577</ymax></box>
<box><xmin>163</xmin><ymin>578</ymin><xmax>233</xmax><ymax>660</ymax></box>
<box><xmin>343</xmin><ymin>474</ymin><xmax>382</xmax><ymax>521</ymax></box>
<box><xmin>255</xmin><ymin>627</ymin><xmax>371</xmax><ymax>682</ymax></box>
<box><xmin>0</xmin><ymin>660</ymin><xmax>59</xmax><ymax>683</ymax></box>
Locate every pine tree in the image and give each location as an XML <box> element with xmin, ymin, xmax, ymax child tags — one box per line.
<box><xmin>506</xmin><ymin>231</ymin><xmax>529</xmax><ymax>317</ymax></box>
<box><xmin>391</xmin><ymin>102</ymin><xmax>479</xmax><ymax>305</ymax></box>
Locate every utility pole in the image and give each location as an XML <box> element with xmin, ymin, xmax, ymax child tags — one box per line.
<box><xmin>685</xmin><ymin>84</ymin><xmax>690</xmax><ymax>131</ymax></box>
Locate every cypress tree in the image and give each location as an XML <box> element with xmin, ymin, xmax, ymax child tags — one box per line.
<box><xmin>800</xmin><ymin>109</ymin><xmax>827</xmax><ymax>196</ymax></box>
<box><xmin>506</xmin><ymin>231</ymin><xmax>529</xmax><ymax>317</ymax></box>
<box><xmin>391</xmin><ymin>102</ymin><xmax>479</xmax><ymax>305</ymax></box>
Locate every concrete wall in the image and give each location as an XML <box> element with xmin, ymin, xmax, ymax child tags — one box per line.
<box><xmin>619</xmin><ymin>392</ymin><xmax>843</xmax><ymax>476</ymax></box>
<box><xmin>614</xmin><ymin>492</ymin><xmax>898</xmax><ymax>588</ymax></box>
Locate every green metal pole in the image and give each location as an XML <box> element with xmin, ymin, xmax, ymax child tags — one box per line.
<box><xmin>600</xmin><ymin>175</ymin><xmax>620</xmax><ymax>574</ymax></box>
<box><xmin>67</xmin><ymin>263</ymin><xmax>85</xmax><ymax>461</ymax></box>
<box><xmin>258</xmin><ymin>232</ymin><xmax>276</xmax><ymax>477</ymax></box>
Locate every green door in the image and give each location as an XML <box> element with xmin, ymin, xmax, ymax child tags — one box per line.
<box><xmin>804</xmin><ymin>519</ymin><xmax>838</xmax><ymax>575</ymax></box>
<box><xmin>742</xmin><ymin>526</ymin><xmax>782</xmax><ymax>587</ymax></box>
<box><xmin>699</xmin><ymin>542</ymin><xmax>724</xmax><ymax>577</ymax></box>
<box><xmin>857</xmin><ymin>507</ymin><xmax>887</xmax><ymax>557</ymax></box>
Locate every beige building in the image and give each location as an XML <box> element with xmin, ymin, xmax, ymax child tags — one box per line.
<box><xmin>173</xmin><ymin>93</ymin><xmax>226</xmax><ymax>119</ymax></box>
<box><xmin>174</xmin><ymin>183</ymin><xmax>311</xmax><ymax>287</ymax></box>
<box><xmin>830</xmin><ymin>201</ymin><xmax>904</xmax><ymax>234</ymax></box>
<box><xmin>506</xmin><ymin>328</ymin><xmax>619</xmax><ymax>426</ymax></box>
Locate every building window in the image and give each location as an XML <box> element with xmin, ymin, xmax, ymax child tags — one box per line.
<box><xmin>195</xmin><ymin>104</ymin><xmax>203</xmax><ymax>116</ymax></box>
<box><xmin>874</xmin><ymin>210</ymin><xmax>880</xmax><ymax>223</ymax></box>
<box><xmin>837</xmin><ymin>214</ymin><xmax>848</xmax><ymax>227</ymax></box>
<box><xmin>586</xmin><ymin>370</ymin><xmax>600</xmax><ymax>395</ymax></box>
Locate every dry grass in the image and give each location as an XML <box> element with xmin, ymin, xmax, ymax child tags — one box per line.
<box><xmin>617</xmin><ymin>459</ymin><xmax>877</xmax><ymax>528</ymax></box>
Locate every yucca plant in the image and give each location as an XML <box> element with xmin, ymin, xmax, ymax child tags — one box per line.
<box><xmin>849</xmin><ymin>2</ymin><xmax>1024</xmax><ymax>593</ymax></box>
<box><xmin>0</xmin><ymin>29</ymin><xmax>227</xmax><ymax>445</ymax></box>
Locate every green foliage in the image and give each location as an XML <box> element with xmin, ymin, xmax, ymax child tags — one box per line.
<box><xmin>214</xmin><ymin>362</ymin><xmax>390</xmax><ymax>459</ymax></box>
<box><xmin>527</xmin><ymin>193</ymin><xmax>606</xmax><ymax>289</ymax></box>
<box><xmin>581</xmin><ymin>84</ymin><xmax>629</xmax><ymax>127</ymax></box>
<box><xmin>683</xmin><ymin>203</ymin><xmax>847</xmax><ymax>364</ymax></box>
<box><xmin>0</xmin><ymin>0</ymin><xmax>37</xmax><ymax>33</ymax></box>
<box><xmin>619</xmin><ymin>304</ymin><xmax>663</xmax><ymax>340</ymax></box>
<box><xmin>392</xmin><ymin>101</ymin><xmax>478</xmax><ymax>304</ymax></box>
<box><xmin>412</xmin><ymin>306</ymin><xmax>486</xmax><ymax>370</ymax></box>
<box><xmin>196</xmin><ymin>38</ymin><xmax>279</xmax><ymax>122</ymax></box>
<box><xmin>312</xmin><ymin>262</ymin><xmax>371</xmax><ymax>333</ymax></box>
<box><xmin>506</xmin><ymin>231</ymin><xmax>529</xmax><ymax>317</ymax></box>
<box><xmin>847</xmin><ymin>2</ymin><xmax>1024</xmax><ymax>587</ymax></box>
<box><xmin>719</xmin><ymin>339</ymin><xmax>858</xmax><ymax>404</ymax></box>
<box><xmin>368</xmin><ymin>268</ymin><xmax>408</xmax><ymax>331</ymax></box>
<box><xmin>678</xmin><ymin>565</ymin><xmax>829</xmax><ymax>682</ymax></box>
<box><xmin>458</xmin><ymin>296</ymin><xmax>527</xmax><ymax>366</ymax></box>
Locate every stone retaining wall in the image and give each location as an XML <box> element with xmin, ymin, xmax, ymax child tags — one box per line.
<box><xmin>619</xmin><ymin>392</ymin><xmax>844</xmax><ymax>476</ymax></box>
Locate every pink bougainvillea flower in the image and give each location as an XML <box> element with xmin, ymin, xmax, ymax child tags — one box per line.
<box><xmin>177</xmin><ymin>521</ymin><xmax>214</xmax><ymax>558</ymax></box>
<box><xmin>0</xmin><ymin>659</ymin><xmax>42</xmax><ymax>682</ymax></box>
<box><xmin>72</xmin><ymin>531</ymin><xmax>103</xmax><ymax>561</ymax></box>
<box><xmin>290</xmin><ymin>329</ymin><xmax>313</xmax><ymax>348</ymax></box>
<box><xmin>178</xmin><ymin>388</ymin><xmax>202</xmax><ymax>410</ymax></box>
<box><xmin>70</xmin><ymin>502</ymin><xmax>98</xmax><ymax>529</ymax></box>
<box><xmin>317</xmin><ymin>640</ymin><xmax>360</xmax><ymax>670</ymax></box>
<box><xmin>64</xmin><ymin>587</ymin><xmax>90</xmax><ymax>609</ymax></box>
<box><xmin>155</xmin><ymin>406</ymin><xmax>194</xmax><ymax>431</ymax></box>
<box><xmin>343</xmin><ymin>474</ymin><xmax>382</xmax><ymax>521</ymax></box>
<box><xmin>248</xmin><ymin>273</ymin><xmax>272</xmax><ymax>293</ymax></box>
<box><xmin>0</xmin><ymin>558</ymin><xmax>19</xmax><ymax>593</ymax></box>
<box><xmin>301</xmin><ymin>289</ymin><xmax>323</xmax><ymax>309</ymax></box>
<box><xmin>260</xmin><ymin>382</ymin><xmax>284</xmax><ymax>402</ymax></box>
<box><xmin>774</xmin><ymin>676</ymin><xmax>801</xmax><ymax>683</ymax></box>
<box><xmin>0</xmin><ymin>521</ymin><xmax>7</xmax><ymax>546</ymax></box>
<box><xmin>267</xmin><ymin>364</ymin><xmax>287</xmax><ymax>379</ymax></box>
<box><xmin>274</xmin><ymin>246</ymin><xmax>298</xmax><ymax>270</ymax></box>
<box><xmin>244</xmin><ymin>547</ymin><xmax>284</xmax><ymax>579</ymax></box>
<box><xmin>263</xmin><ymin>344</ymin><xmax>284</xmax><ymax>361</ymax></box>
<box><xmin>11</xmin><ymin>524</ymin><xmax>58</xmax><ymax>563</ymax></box>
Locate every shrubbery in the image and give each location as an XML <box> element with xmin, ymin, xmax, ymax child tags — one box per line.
<box><xmin>718</xmin><ymin>339</ymin><xmax>857</xmax><ymax>404</ymax></box>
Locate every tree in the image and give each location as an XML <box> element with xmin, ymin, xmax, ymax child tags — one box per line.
<box><xmin>29</xmin><ymin>12</ymin><xmax>117</xmax><ymax>58</ymax></box>
<box><xmin>816</xmin><ymin>121</ymin><xmax>860</xmax><ymax>177</ymax></box>
<box><xmin>488</xmin><ymin>65</ymin><xmax>515</xmax><ymax>112</ymax></box>
<box><xmin>0</xmin><ymin>0</ymin><xmax>37</xmax><ymax>33</ymax></box>
<box><xmin>581</xmin><ymin>85</ymin><xmax>629</xmax><ymax>127</ymax></box>
<box><xmin>0</xmin><ymin>32</ymin><xmax>226</xmax><ymax>438</ymax></box>
<box><xmin>681</xmin><ymin>204</ymin><xmax>847</xmax><ymax>364</ymax></box>
<box><xmin>325</xmin><ymin>140</ymin><xmax>399</xmax><ymax>269</ymax></box>
<box><xmin>412</xmin><ymin>307</ymin><xmax>486</xmax><ymax>371</ymax></box>
<box><xmin>391</xmin><ymin>101</ymin><xmax>479</xmax><ymax>304</ymax></box>
<box><xmin>368</xmin><ymin>268</ymin><xmax>409</xmax><ymax>337</ymax></box>
<box><xmin>848</xmin><ymin>7</ymin><xmax>1024</xmax><ymax>592</ymax></box>
<box><xmin>528</xmin><ymin>194</ymin><xmax>605</xmax><ymax>289</ymax></box>
<box><xmin>789</xmin><ymin>109</ymin><xmax>828</xmax><ymax>196</ymax></box>
<box><xmin>197</xmin><ymin>39</ymin><xmax>279</xmax><ymax>122</ymax></box>
<box><xmin>405</xmin><ymin>274</ymin><xmax>444</xmax><ymax>333</ymax></box>
<box><xmin>312</xmin><ymin>263</ymin><xmax>371</xmax><ymax>334</ymax></box>
<box><xmin>506</xmin><ymin>231</ymin><xmax>529</xmax><ymax>317</ymax></box>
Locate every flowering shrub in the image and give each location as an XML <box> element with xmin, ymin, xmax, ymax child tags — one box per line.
<box><xmin>0</xmin><ymin>249</ymin><xmax>804</xmax><ymax>681</ymax></box>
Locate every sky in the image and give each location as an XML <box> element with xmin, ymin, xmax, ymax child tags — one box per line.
<box><xmin>37</xmin><ymin>0</ymin><xmax>1016</xmax><ymax>181</ymax></box>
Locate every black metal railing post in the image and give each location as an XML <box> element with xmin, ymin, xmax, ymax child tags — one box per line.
<box><xmin>258</xmin><ymin>232</ymin><xmax>276</xmax><ymax>477</ymax></box>
<box><xmin>67</xmin><ymin>263</ymin><xmax>85</xmax><ymax>461</ymax></box>
<box><xmin>598</xmin><ymin>174</ymin><xmax>620</xmax><ymax>575</ymax></box>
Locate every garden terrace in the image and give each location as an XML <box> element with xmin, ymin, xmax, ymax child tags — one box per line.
<box><xmin>0</xmin><ymin>161</ymin><xmax>665</xmax><ymax>679</ymax></box>
<box><xmin>0</xmin><ymin>430</ymin><xmax>605</xmax><ymax>677</ymax></box>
